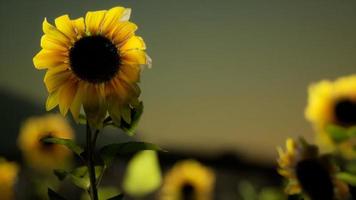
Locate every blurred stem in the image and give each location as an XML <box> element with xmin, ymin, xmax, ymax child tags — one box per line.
<box><xmin>86</xmin><ymin>122</ymin><xmax>99</xmax><ymax>200</ymax></box>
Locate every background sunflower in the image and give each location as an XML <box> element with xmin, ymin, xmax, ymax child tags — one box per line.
<box><xmin>17</xmin><ymin>114</ymin><xmax>74</xmax><ymax>171</ymax></box>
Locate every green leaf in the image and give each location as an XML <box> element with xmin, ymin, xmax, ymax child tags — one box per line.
<box><xmin>100</xmin><ymin>141</ymin><xmax>165</xmax><ymax>166</ymax></box>
<box><xmin>107</xmin><ymin>194</ymin><xmax>124</xmax><ymax>200</ymax></box>
<box><xmin>48</xmin><ymin>188</ymin><xmax>67</xmax><ymax>200</ymax></box>
<box><xmin>53</xmin><ymin>166</ymin><xmax>103</xmax><ymax>190</ymax></box>
<box><xmin>337</xmin><ymin>172</ymin><xmax>356</xmax><ymax>186</ymax></box>
<box><xmin>105</xmin><ymin>102</ymin><xmax>144</xmax><ymax>136</ymax></box>
<box><xmin>348</xmin><ymin>126</ymin><xmax>356</xmax><ymax>137</ymax></box>
<box><xmin>121</xmin><ymin>102</ymin><xmax>143</xmax><ymax>136</ymax></box>
<box><xmin>326</xmin><ymin>124</ymin><xmax>349</xmax><ymax>143</ymax></box>
<box><xmin>41</xmin><ymin>137</ymin><xmax>84</xmax><ymax>157</ymax></box>
<box><xmin>123</xmin><ymin>151</ymin><xmax>162</xmax><ymax>197</ymax></box>
<box><xmin>80</xmin><ymin>187</ymin><xmax>121</xmax><ymax>200</ymax></box>
<box><xmin>53</xmin><ymin>169</ymin><xmax>68</xmax><ymax>181</ymax></box>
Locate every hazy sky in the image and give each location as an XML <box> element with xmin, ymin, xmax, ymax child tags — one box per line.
<box><xmin>1</xmin><ymin>0</ymin><xmax>356</xmax><ymax>163</ymax></box>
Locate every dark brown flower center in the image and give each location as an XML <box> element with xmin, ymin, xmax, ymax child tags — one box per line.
<box><xmin>334</xmin><ymin>98</ymin><xmax>356</xmax><ymax>126</ymax></box>
<box><xmin>69</xmin><ymin>36</ymin><xmax>120</xmax><ymax>83</ymax></box>
<box><xmin>296</xmin><ymin>159</ymin><xmax>334</xmax><ymax>200</ymax></box>
<box><xmin>181</xmin><ymin>183</ymin><xmax>195</xmax><ymax>200</ymax></box>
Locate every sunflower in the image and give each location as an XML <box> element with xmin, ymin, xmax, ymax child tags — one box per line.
<box><xmin>33</xmin><ymin>6</ymin><xmax>151</xmax><ymax>128</ymax></box>
<box><xmin>0</xmin><ymin>158</ymin><xmax>19</xmax><ymax>200</ymax></box>
<box><xmin>277</xmin><ymin>138</ymin><xmax>349</xmax><ymax>200</ymax></box>
<box><xmin>305</xmin><ymin>75</ymin><xmax>356</xmax><ymax>158</ymax></box>
<box><xmin>159</xmin><ymin>160</ymin><xmax>215</xmax><ymax>200</ymax></box>
<box><xmin>17</xmin><ymin>114</ymin><xmax>74</xmax><ymax>171</ymax></box>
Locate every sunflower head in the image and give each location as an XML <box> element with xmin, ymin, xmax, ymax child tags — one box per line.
<box><xmin>305</xmin><ymin>75</ymin><xmax>356</xmax><ymax>158</ymax></box>
<box><xmin>277</xmin><ymin>138</ymin><xmax>349</xmax><ymax>200</ymax></box>
<box><xmin>0</xmin><ymin>158</ymin><xmax>19</xmax><ymax>200</ymax></box>
<box><xmin>33</xmin><ymin>6</ymin><xmax>151</xmax><ymax>129</ymax></box>
<box><xmin>159</xmin><ymin>160</ymin><xmax>215</xmax><ymax>200</ymax></box>
<box><xmin>17</xmin><ymin>114</ymin><xmax>74</xmax><ymax>171</ymax></box>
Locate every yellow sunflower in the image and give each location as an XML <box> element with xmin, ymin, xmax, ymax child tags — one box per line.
<box><xmin>0</xmin><ymin>158</ymin><xmax>19</xmax><ymax>200</ymax></box>
<box><xmin>33</xmin><ymin>6</ymin><xmax>151</xmax><ymax>128</ymax></box>
<box><xmin>17</xmin><ymin>114</ymin><xmax>74</xmax><ymax>171</ymax></box>
<box><xmin>305</xmin><ymin>75</ymin><xmax>356</xmax><ymax>158</ymax></box>
<box><xmin>159</xmin><ymin>160</ymin><xmax>215</xmax><ymax>200</ymax></box>
<box><xmin>277</xmin><ymin>138</ymin><xmax>349</xmax><ymax>200</ymax></box>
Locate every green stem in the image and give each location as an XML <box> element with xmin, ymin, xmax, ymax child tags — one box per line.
<box><xmin>86</xmin><ymin>122</ymin><xmax>99</xmax><ymax>200</ymax></box>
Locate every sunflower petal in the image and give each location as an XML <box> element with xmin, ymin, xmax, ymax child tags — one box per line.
<box><xmin>55</xmin><ymin>15</ymin><xmax>77</xmax><ymax>41</ymax></box>
<box><xmin>59</xmin><ymin>80</ymin><xmax>78</xmax><ymax>115</ymax></box>
<box><xmin>82</xmin><ymin>84</ymin><xmax>107</xmax><ymax>128</ymax></box>
<box><xmin>85</xmin><ymin>10</ymin><xmax>106</xmax><ymax>35</ymax></box>
<box><xmin>121</xmin><ymin>36</ymin><xmax>146</xmax><ymax>51</ymax></box>
<box><xmin>106</xmin><ymin>83</ymin><xmax>122</xmax><ymax>126</ymax></box>
<box><xmin>40</xmin><ymin>35</ymin><xmax>68</xmax><ymax>52</ymax></box>
<box><xmin>71</xmin><ymin>17</ymin><xmax>85</xmax><ymax>38</ymax></box>
<box><xmin>44</xmin><ymin>69</ymin><xmax>71</xmax><ymax>93</ymax></box>
<box><xmin>33</xmin><ymin>49</ymin><xmax>68</xmax><ymax>69</ymax></box>
<box><xmin>70</xmin><ymin>83</ymin><xmax>83</xmax><ymax>122</ymax></box>
<box><xmin>42</xmin><ymin>18</ymin><xmax>70</xmax><ymax>45</ymax></box>
<box><xmin>101</xmin><ymin>7</ymin><xmax>126</xmax><ymax>34</ymax></box>
<box><xmin>119</xmin><ymin>64</ymin><xmax>141</xmax><ymax>83</ymax></box>
<box><xmin>46</xmin><ymin>91</ymin><xmax>60</xmax><ymax>111</ymax></box>
<box><xmin>121</xmin><ymin>50</ymin><xmax>147</xmax><ymax>65</ymax></box>
<box><xmin>120</xmin><ymin>8</ymin><xmax>131</xmax><ymax>21</ymax></box>
<box><xmin>110</xmin><ymin>22</ymin><xmax>137</xmax><ymax>44</ymax></box>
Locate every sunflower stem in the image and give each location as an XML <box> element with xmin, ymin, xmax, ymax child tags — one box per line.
<box><xmin>86</xmin><ymin>121</ymin><xmax>99</xmax><ymax>200</ymax></box>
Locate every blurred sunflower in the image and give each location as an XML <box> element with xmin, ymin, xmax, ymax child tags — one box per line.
<box><xmin>305</xmin><ymin>75</ymin><xmax>356</xmax><ymax>158</ymax></box>
<box><xmin>159</xmin><ymin>160</ymin><xmax>215</xmax><ymax>200</ymax></box>
<box><xmin>277</xmin><ymin>138</ymin><xmax>349</xmax><ymax>200</ymax></box>
<box><xmin>0</xmin><ymin>158</ymin><xmax>19</xmax><ymax>200</ymax></box>
<box><xmin>33</xmin><ymin>6</ymin><xmax>151</xmax><ymax>128</ymax></box>
<box><xmin>17</xmin><ymin>114</ymin><xmax>74</xmax><ymax>171</ymax></box>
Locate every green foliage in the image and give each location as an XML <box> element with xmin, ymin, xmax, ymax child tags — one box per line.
<box><xmin>41</xmin><ymin>137</ymin><xmax>84</xmax><ymax>157</ymax></box>
<box><xmin>80</xmin><ymin>187</ymin><xmax>122</xmax><ymax>200</ymax></box>
<box><xmin>238</xmin><ymin>181</ymin><xmax>286</xmax><ymax>200</ymax></box>
<box><xmin>104</xmin><ymin>102</ymin><xmax>144</xmax><ymax>136</ymax></box>
<box><xmin>337</xmin><ymin>172</ymin><xmax>356</xmax><ymax>186</ymax></box>
<box><xmin>123</xmin><ymin>150</ymin><xmax>162</xmax><ymax>197</ymax></box>
<box><xmin>326</xmin><ymin>124</ymin><xmax>349</xmax><ymax>143</ymax></box>
<box><xmin>53</xmin><ymin>166</ymin><xmax>103</xmax><ymax>190</ymax></box>
<box><xmin>100</xmin><ymin>141</ymin><xmax>165</xmax><ymax>166</ymax></box>
<box><xmin>48</xmin><ymin>188</ymin><xmax>67</xmax><ymax>200</ymax></box>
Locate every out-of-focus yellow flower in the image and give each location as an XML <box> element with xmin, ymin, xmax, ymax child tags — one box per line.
<box><xmin>159</xmin><ymin>160</ymin><xmax>215</xmax><ymax>200</ymax></box>
<box><xmin>305</xmin><ymin>75</ymin><xmax>356</xmax><ymax>158</ymax></box>
<box><xmin>33</xmin><ymin>6</ymin><xmax>151</xmax><ymax>128</ymax></box>
<box><xmin>277</xmin><ymin>138</ymin><xmax>349</xmax><ymax>199</ymax></box>
<box><xmin>0</xmin><ymin>158</ymin><xmax>19</xmax><ymax>200</ymax></box>
<box><xmin>17</xmin><ymin>114</ymin><xmax>74</xmax><ymax>171</ymax></box>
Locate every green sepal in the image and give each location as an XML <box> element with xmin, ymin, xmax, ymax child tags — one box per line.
<box><xmin>41</xmin><ymin>137</ymin><xmax>84</xmax><ymax>157</ymax></box>
<box><xmin>53</xmin><ymin>166</ymin><xmax>103</xmax><ymax>190</ymax></box>
<box><xmin>107</xmin><ymin>194</ymin><xmax>124</xmax><ymax>200</ymax></box>
<box><xmin>337</xmin><ymin>172</ymin><xmax>356</xmax><ymax>186</ymax></box>
<box><xmin>100</xmin><ymin>141</ymin><xmax>165</xmax><ymax>166</ymax></box>
<box><xmin>104</xmin><ymin>102</ymin><xmax>144</xmax><ymax>136</ymax></box>
<box><xmin>78</xmin><ymin>114</ymin><xmax>87</xmax><ymax>125</ymax></box>
<box><xmin>48</xmin><ymin>188</ymin><xmax>67</xmax><ymax>200</ymax></box>
<box><xmin>326</xmin><ymin>124</ymin><xmax>349</xmax><ymax>143</ymax></box>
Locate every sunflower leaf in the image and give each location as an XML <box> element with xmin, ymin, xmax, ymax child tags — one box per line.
<box><xmin>326</xmin><ymin>124</ymin><xmax>349</xmax><ymax>143</ymax></box>
<box><xmin>52</xmin><ymin>166</ymin><xmax>103</xmax><ymax>190</ymax></box>
<box><xmin>48</xmin><ymin>188</ymin><xmax>67</xmax><ymax>200</ymax></box>
<box><xmin>41</xmin><ymin>137</ymin><xmax>84</xmax><ymax>157</ymax></box>
<box><xmin>107</xmin><ymin>194</ymin><xmax>124</xmax><ymax>200</ymax></box>
<box><xmin>337</xmin><ymin>172</ymin><xmax>356</xmax><ymax>186</ymax></box>
<box><xmin>120</xmin><ymin>102</ymin><xmax>144</xmax><ymax>136</ymax></box>
<box><xmin>53</xmin><ymin>169</ymin><xmax>68</xmax><ymax>181</ymax></box>
<box><xmin>100</xmin><ymin>141</ymin><xmax>165</xmax><ymax>166</ymax></box>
